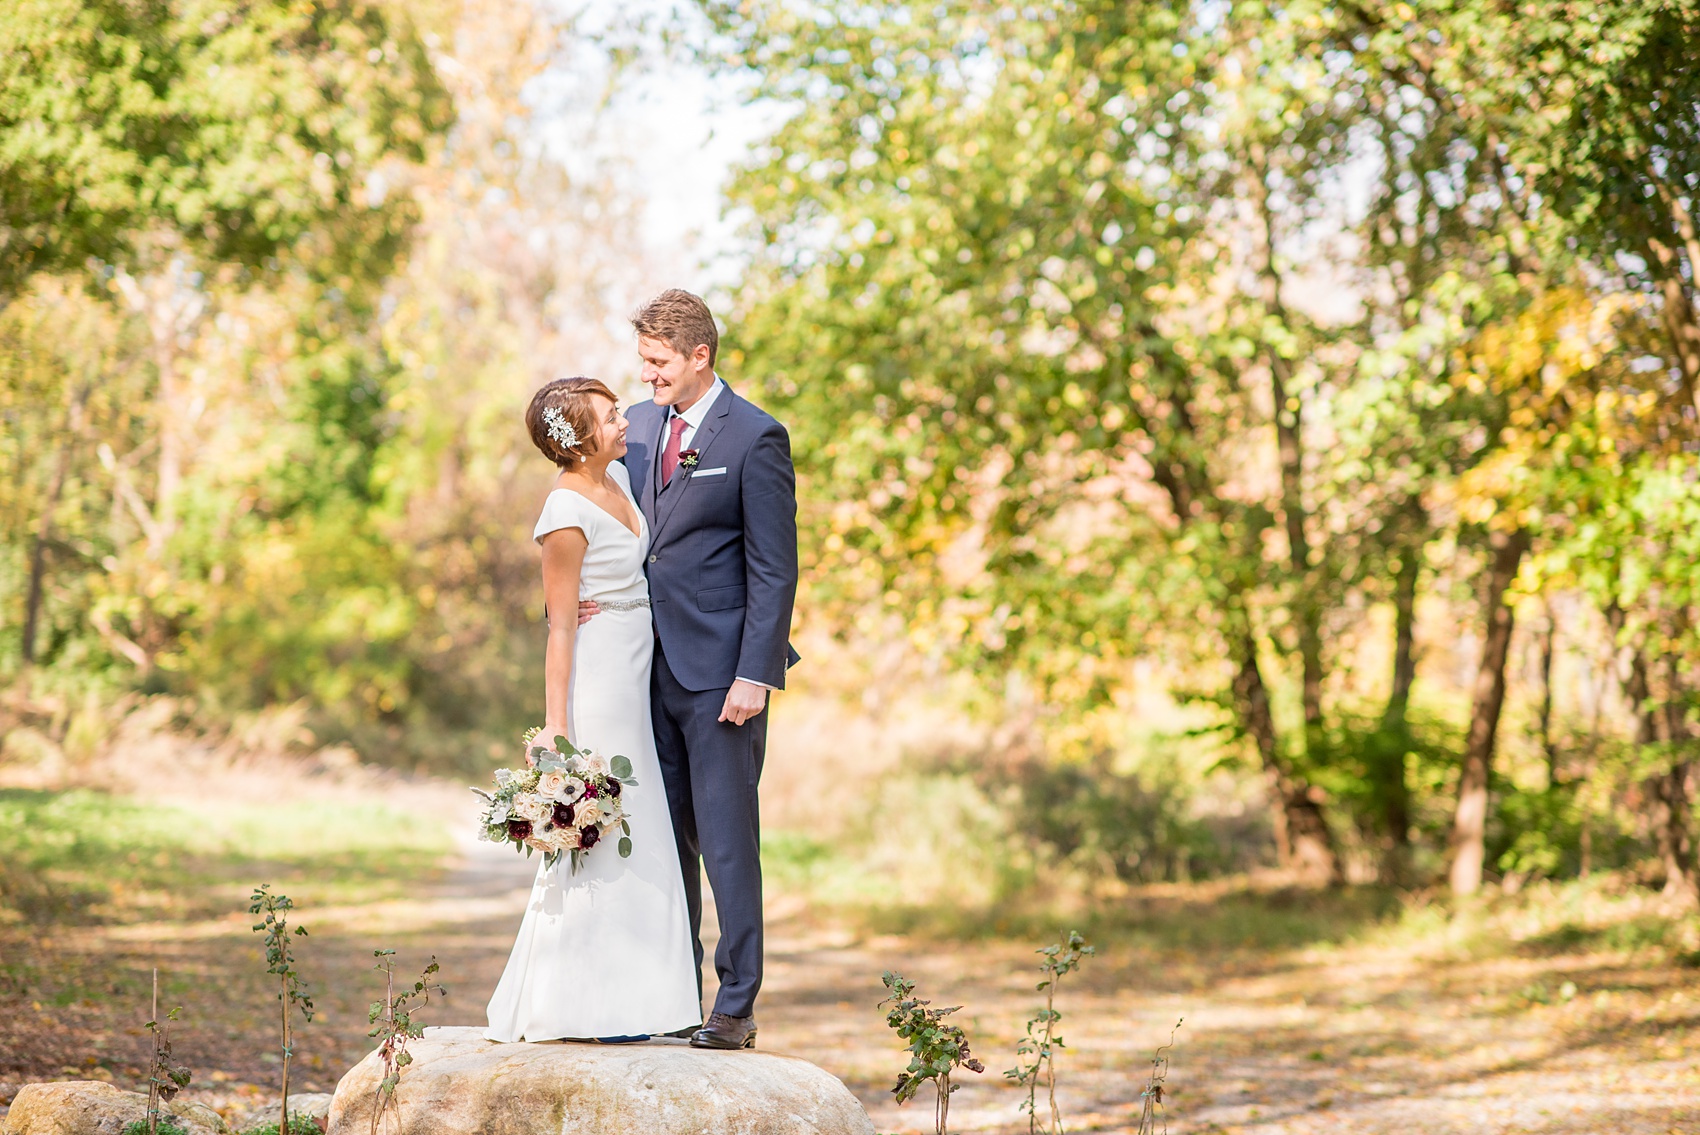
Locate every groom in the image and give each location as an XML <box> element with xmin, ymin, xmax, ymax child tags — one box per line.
<box><xmin>607</xmin><ymin>289</ymin><xmax>798</xmax><ymax>1050</ymax></box>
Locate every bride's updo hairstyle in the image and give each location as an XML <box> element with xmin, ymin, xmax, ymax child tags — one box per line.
<box><xmin>526</xmin><ymin>376</ymin><xmax>617</xmax><ymax>470</ymax></box>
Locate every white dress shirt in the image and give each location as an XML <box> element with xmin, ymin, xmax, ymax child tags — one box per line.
<box><xmin>669</xmin><ymin>374</ymin><xmax>725</xmax><ymax>451</ymax></box>
<box><xmin>667</xmin><ymin>375</ymin><xmax>774</xmax><ymax>694</ymax></box>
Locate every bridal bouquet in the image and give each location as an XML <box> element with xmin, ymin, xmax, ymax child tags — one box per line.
<box><xmin>472</xmin><ymin>729</ymin><xmax>635</xmax><ymax>873</ymax></box>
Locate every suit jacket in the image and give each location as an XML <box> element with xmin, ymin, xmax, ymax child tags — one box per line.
<box><xmin>623</xmin><ymin>385</ymin><xmax>801</xmax><ymax>693</ymax></box>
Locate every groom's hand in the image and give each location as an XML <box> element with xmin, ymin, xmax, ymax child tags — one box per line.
<box><xmin>577</xmin><ymin>600</ymin><xmax>600</xmax><ymax>625</ymax></box>
<box><xmin>719</xmin><ymin>680</ymin><xmax>768</xmax><ymax>726</ymax></box>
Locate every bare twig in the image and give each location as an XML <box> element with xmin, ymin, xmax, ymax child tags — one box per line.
<box><xmin>1136</xmin><ymin>1019</ymin><xmax>1183</xmax><ymax>1135</ymax></box>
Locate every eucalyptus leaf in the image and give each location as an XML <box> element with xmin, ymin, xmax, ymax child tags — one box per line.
<box><xmin>610</xmin><ymin>754</ymin><xmax>633</xmax><ymax>779</ymax></box>
<box><xmin>618</xmin><ymin>836</ymin><xmax>632</xmax><ymax>857</ymax></box>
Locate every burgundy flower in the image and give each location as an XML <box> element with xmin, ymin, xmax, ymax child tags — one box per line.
<box><xmin>551</xmin><ymin>802</ymin><xmax>575</xmax><ymax>828</ymax></box>
<box><xmin>579</xmin><ymin>824</ymin><xmax>601</xmax><ymax>849</ymax></box>
<box><xmin>506</xmin><ymin>818</ymin><xmax>533</xmax><ymax>842</ymax></box>
<box><xmin>582</xmin><ymin>783</ymin><xmax>600</xmax><ymax>799</ymax></box>
<box><xmin>603</xmin><ymin>779</ymin><xmax>621</xmax><ymax>797</ymax></box>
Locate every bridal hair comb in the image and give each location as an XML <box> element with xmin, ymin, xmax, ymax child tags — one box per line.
<box><xmin>542</xmin><ymin>405</ymin><xmax>580</xmax><ymax>451</ymax></box>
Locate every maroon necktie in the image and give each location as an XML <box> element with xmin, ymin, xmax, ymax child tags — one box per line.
<box><xmin>661</xmin><ymin>415</ymin><xmax>688</xmax><ymax>485</ymax></box>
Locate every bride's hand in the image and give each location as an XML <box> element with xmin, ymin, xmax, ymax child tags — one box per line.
<box><xmin>535</xmin><ymin>724</ymin><xmax>571</xmax><ymax>762</ymax></box>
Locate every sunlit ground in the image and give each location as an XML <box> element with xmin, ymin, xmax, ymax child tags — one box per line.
<box><xmin>2</xmin><ymin>752</ymin><xmax>1698</xmax><ymax>1135</ymax></box>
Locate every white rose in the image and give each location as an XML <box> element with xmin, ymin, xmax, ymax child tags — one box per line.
<box><xmin>575</xmin><ymin>798</ymin><xmax>603</xmax><ymax>827</ymax></box>
<box><xmin>514</xmin><ymin>794</ymin><xmax>549</xmax><ymax>822</ymax></box>
<box><xmin>537</xmin><ymin>771</ymin><xmax>569</xmax><ymax>800</ymax></box>
<box><xmin>584</xmin><ymin>751</ymin><xmax>610</xmax><ymax>778</ymax></box>
<box><xmin>556</xmin><ymin>826</ymin><xmax>582</xmax><ymax>850</ymax></box>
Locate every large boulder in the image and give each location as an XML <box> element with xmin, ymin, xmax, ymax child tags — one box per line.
<box><xmin>326</xmin><ymin>1027</ymin><xmax>874</xmax><ymax>1135</ymax></box>
<box><xmin>2</xmin><ymin>1081</ymin><xmax>231</xmax><ymax>1135</ymax></box>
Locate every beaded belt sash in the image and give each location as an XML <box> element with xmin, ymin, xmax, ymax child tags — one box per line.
<box><xmin>597</xmin><ymin>597</ymin><xmax>651</xmax><ymax>612</ymax></box>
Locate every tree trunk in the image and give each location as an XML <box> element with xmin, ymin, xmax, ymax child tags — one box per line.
<box><xmin>21</xmin><ymin>389</ymin><xmax>86</xmax><ymax>665</ymax></box>
<box><xmin>1647</xmin><ymin>237</ymin><xmax>1700</xmax><ymax>418</ymax></box>
<box><xmin>1538</xmin><ymin>601</ymin><xmax>1558</xmax><ymax>786</ymax></box>
<box><xmin>1613</xmin><ymin>615</ymin><xmax>1696</xmax><ymax>901</ymax></box>
<box><xmin>113</xmin><ymin>263</ymin><xmax>204</xmax><ymax>552</ymax></box>
<box><xmin>150</xmin><ymin>328</ymin><xmax>182</xmax><ymax>544</ymax></box>
<box><xmin>1229</xmin><ymin>615</ymin><xmax>1340</xmax><ymax>885</ymax></box>
<box><xmin>1250</xmin><ymin>147</ymin><xmax>1325</xmax><ymax>749</ymax></box>
<box><xmin>1373</xmin><ymin>541</ymin><xmax>1420</xmax><ymax>883</ymax></box>
<box><xmin>1656</xmin><ymin>653</ymin><xmax>1697</xmax><ymax>902</ymax></box>
<box><xmin>1449</xmin><ymin>527</ymin><xmax>1529</xmax><ymax>895</ymax></box>
<box><xmin>21</xmin><ymin>458</ymin><xmax>68</xmax><ymax>665</ymax></box>
<box><xmin>1647</xmin><ymin>179</ymin><xmax>1700</xmax><ymax>417</ymax></box>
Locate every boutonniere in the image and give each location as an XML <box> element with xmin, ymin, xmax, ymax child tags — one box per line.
<box><xmin>678</xmin><ymin>449</ymin><xmax>701</xmax><ymax>471</ymax></box>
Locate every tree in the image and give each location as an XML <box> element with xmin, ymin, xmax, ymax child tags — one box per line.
<box><xmin>0</xmin><ymin>0</ymin><xmax>449</xmax><ymax>299</ymax></box>
<box><xmin>2</xmin><ymin>0</ymin><xmax>451</xmax><ymax>672</ymax></box>
<box><xmin>1318</xmin><ymin>0</ymin><xmax>1700</xmax><ymax>892</ymax></box>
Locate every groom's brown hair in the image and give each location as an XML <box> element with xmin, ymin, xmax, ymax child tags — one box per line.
<box><xmin>632</xmin><ymin>289</ymin><xmax>718</xmax><ymax>367</ymax></box>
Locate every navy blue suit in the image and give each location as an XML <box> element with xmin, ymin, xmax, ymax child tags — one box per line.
<box><xmin>623</xmin><ymin>385</ymin><xmax>799</xmax><ymax>1019</ymax></box>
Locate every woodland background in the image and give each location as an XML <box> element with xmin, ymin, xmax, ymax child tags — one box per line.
<box><xmin>3</xmin><ymin>1</ymin><xmax>1700</xmax><ymax>1131</ymax></box>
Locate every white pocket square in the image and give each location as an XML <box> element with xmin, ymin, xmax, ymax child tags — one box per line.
<box><xmin>691</xmin><ymin>466</ymin><xmax>728</xmax><ymax>477</ymax></box>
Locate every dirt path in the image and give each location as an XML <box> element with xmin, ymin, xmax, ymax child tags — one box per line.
<box><xmin>5</xmin><ymin>831</ymin><xmax>1699</xmax><ymax>1134</ymax></box>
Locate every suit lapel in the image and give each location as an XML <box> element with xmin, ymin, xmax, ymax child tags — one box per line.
<box><xmin>631</xmin><ymin>404</ymin><xmax>665</xmax><ymax>525</ymax></box>
<box><xmin>652</xmin><ymin>386</ymin><xmax>736</xmax><ymax>546</ymax></box>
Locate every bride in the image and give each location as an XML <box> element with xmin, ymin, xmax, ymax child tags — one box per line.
<box><xmin>484</xmin><ymin>376</ymin><xmax>701</xmax><ymax>1043</ymax></box>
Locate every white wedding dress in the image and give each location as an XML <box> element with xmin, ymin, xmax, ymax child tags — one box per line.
<box><xmin>485</xmin><ymin>462</ymin><xmax>701</xmax><ymax>1041</ymax></box>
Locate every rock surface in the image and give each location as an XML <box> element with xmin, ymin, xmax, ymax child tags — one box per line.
<box><xmin>326</xmin><ymin>1027</ymin><xmax>875</xmax><ymax>1135</ymax></box>
<box><xmin>2</xmin><ymin>1082</ymin><xmax>231</xmax><ymax>1135</ymax></box>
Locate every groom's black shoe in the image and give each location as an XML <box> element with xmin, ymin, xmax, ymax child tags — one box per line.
<box><xmin>690</xmin><ymin>1013</ymin><xmax>757</xmax><ymax>1050</ymax></box>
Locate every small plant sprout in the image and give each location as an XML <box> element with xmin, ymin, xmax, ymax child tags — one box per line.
<box><xmin>250</xmin><ymin>885</ymin><xmax>314</xmax><ymax>1135</ymax></box>
<box><xmin>1005</xmin><ymin>930</ymin><xmax>1095</xmax><ymax>1135</ymax></box>
<box><xmin>1136</xmin><ymin>1018</ymin><xmax>1183</xmax><ymax>1135</ymax></box>
<box><xmin>143</xmin><ymin>969</ymin><xmax>190</xmax><ymax>1135</ymax></box>
<box><xmin>879</xmin><ymin>971</ymin><xmax>985</xmax><ymax>1135</ymax></box>
<box><xmin>366</xmin><ymin>949</ymin><xmax>444</xmax><ymax>1135</ymax></box>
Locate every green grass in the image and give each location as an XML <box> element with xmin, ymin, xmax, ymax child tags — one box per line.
<box><xmin>763</xmin><ymin>822</ymin><xmax>1408</xmax><ymax>950</ymax></box>
<box><xmin>766</xmin><ymin>818</ymin><xmax>1699</xmax><ymax>971</ymax></box>
<box><xmin>0</xmin><ymin>787</ymin><xmax>451</xmax><ymax>928</ymax></box>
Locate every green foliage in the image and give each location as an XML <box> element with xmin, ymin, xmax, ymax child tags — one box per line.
<box><xmin>0</xmin><ymin>0</ymin><xmax>452</xmax><ymax>296</ymax></box>
<box><xmin>879</xmin><ymin>971</ymin><xmax>986</xmax><ymax>1135</ymax></box>
<box><xmin>0</xmin><ymin>0</ymin><xmax>564</xmax><ymax>782</ymax></box>
<box><xmin>711</xmin><ymin>0</ymin><xmax>1700</xmax><ymax>890</ymax></box>
<box><xmin>366</xmin><ymin>950</ymin><xmax>442</xmax><ymax>1135</ymax></box>
<box><xmin>1003</xmin><ymin>753</ymin><xmax>1267</xmax><ymax>883</ymax></box>
<box><xmin>120</xmin><ymin>1121</ymin><xmax>187</xmax><ymax>1135</ymax></box>
<box><xmin>142</xmin><ymin>991</ymin><xmax>191</xmax><ymax>1135</ymax></box>
<box><xmin>249</xmin><ymin>884</ymin><xmax>314</xmax><ymax>1135</ymax></box>
<box><xmin>1005</xmin><ymin>931</ymin><xmax>1094</xmax><ymax>1135</ymax></box>
<box><xmin>238</xmin><ymin>1117</ymin><xmax>325</xmax><ymax>1135</ymax></box>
